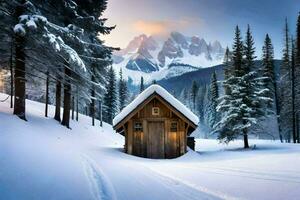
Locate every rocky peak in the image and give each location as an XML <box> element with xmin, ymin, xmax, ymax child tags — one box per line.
<box><xmin>170</xmin><ymin>31</ymin><xmax>188</xmax><ymax>49</ymax></box>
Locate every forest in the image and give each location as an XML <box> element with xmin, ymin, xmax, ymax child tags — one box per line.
<box><xmin>0</xmin><ymin>1</ymin><xmax>300</xmax><ymax>149</ymax></box>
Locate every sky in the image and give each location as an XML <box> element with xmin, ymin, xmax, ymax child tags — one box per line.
<box><xmin>102</xmin><ymin>0</ymin><xmax>299</xmax><ymax>58</ymax></box>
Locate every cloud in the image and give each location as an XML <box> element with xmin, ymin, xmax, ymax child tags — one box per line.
<box><xmin>132</xmin><ymin>18</ymin><xmax>203</xmax><ymax>36</ymax></box>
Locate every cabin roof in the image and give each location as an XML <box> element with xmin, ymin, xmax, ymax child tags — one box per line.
<box><xmin>113</xmin><ymin>84</ymin><xmax>199</xmax><ymax>127</ymax></box>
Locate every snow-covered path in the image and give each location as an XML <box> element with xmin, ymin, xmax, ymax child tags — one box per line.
<box><xmin>1</xmin><ymin>94</ymin><xmax>300</xmax><ymax>200</ymax></box>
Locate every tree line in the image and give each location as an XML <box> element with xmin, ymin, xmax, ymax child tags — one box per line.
<box><xmin>175</xmin><ymin>13</ymin><xmax>300</xmax><ymax>148</ymax></box>
<box><xmin>0</xmin><ymin>0</ymin><xmax>125</xmax><ymax>128</ymax></box>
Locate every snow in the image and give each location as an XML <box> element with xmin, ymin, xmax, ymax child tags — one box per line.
<box><xmin>1</xmin><ymin>93</ymin><xmax>300</xmax><ymax>200</ymax></box>
<box><xmin>113</xmin><ymin>84</ymin><xmax>199</xmax><ymax>126</ymax></box>
<box><xmin>113</xmin><ymin>55</ymin><xmax>198</xmax><ymax>85</ymax></box>
<box><xmin>13</xmin><ymin>24</ymin><xmax>26</xmax><ymax>36</ymax></box>
<box><xmin>112</xmin><ymin>39</ymin><xmax>224</xmax><ymax>85</ymax></box>
<box><xmin>26</xmin><ymin>19</ymin><xmax>37</xmax><ymax>30</ymax></box>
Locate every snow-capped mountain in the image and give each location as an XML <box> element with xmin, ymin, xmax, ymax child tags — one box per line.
<box><xmin>112</xmin><ymin>32</ymin><xmax>225</xmax><ymax>85</ymax></box>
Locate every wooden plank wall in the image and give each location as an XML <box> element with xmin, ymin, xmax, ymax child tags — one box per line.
<box><xmin>125</xmin><ymin>97</ymin><xmax>189</xmax><ymax>158</ymax></box>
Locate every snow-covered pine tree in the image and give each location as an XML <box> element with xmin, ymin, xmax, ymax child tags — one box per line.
<box><xmin>261</xmin><ymin>35</ymin><xmax>278</xmax><ymax>117</ymax></box>
<box><xmin>279</xmin><ymin>18</ymin><xmax>293</xmax><ymax>142</ymax></box>
<box><xmin>75</xmin><ymin>0</ymin><xmax>115</xmax><ymax>126</ymax></box>
<box><xmin>216</xmin><ymin>25</ymin><xmax>269</xmax><ymax>148</ymax></box>
<box><xmin>215</xmin><ymin>26</ymin><xmax>244</xmax><ymax>144</ymax></box>
<box><xmin>191</xmin><ymin>80</ymin><xmax>199</xmax><ymax>112</ymax></box>
<box><xmin>13</xmin><ymin>0</ymin><xmax>28</xmax><ymax>121</ymax></box>
<box><xmin>103</xmin><ymin>66</ymin><xmax>117</xmax><ymax>124</ymax></box>
<box><xmin>209</xmin><ymin>71</ymin><xmax>219</xmax><ymax>128</ymax></box>
<box><xmin>140</xmin><ymin>76</ymin><xmax>144</xmax><ymax>93</ymax></box>
<box><xmin>118</xmin><ymin>69</ymin><xmax>128</xmax><ymax>111</ymax></box>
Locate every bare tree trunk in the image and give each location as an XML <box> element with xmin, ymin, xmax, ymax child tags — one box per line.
<box><xmin>54</xmin><ymin>80</ymin><xmax>61</xmax><ymax>122</ymax></box>
<box><xmin>99</xmin><ymin>100</ymin><xmax>102</xmax><ymax>127</ymax></box>
<box><xmin>13</xmin><ymin>30</ymin><xmax>26</xmax><ymax>120</ymax></box>
<box><xmin>61</xmin><ymin>66</ymin><xmax>71</xmax><ymax>128</ymax></box>
<box><xmin>71</xmin><ymin>96</ymin><xmax>74</xmax><ymax>120</ymax></box>
<box><xmin>91</xmin><ymin>96</ymin><xmax>95</xmax><ymax>126</ymax></box>
<box><xmin>76</xmin><ymin>86</ymin><xmax>79</xmax><ymax>121</ymax></box>
<box><xmin>10</xmin><ymin>37</ymin><xmax>14</xmax><ymax>109</ymax></box>
<box><xmin>90</xmin><ymin>75</ymin><xmax>95</xmax><ymax>126</ymax></box>
<box><xmin>296</xmin><ymin>113</ymin><xmax>300</xmax><ymax>143</ymax></box>
<box><xmin>243</xmin><ymin>129</ymin><xmax>249</xmax><ymax>149</ymax></box>
<box><xmin>45</xmin><ymin>72</ymin><xmax>49</xmax><ymax>117</ymax></box>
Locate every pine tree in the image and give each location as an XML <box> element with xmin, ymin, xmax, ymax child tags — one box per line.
<box><xmin>295</xmin><ymin>12</ymin><xmax>300</xmax><ymax>143</ymax></box>
<box><xmin>280</xmin><ymin>18</ymin><xmax>292</xmax><ymax>142</ymax></box>
<box><xmin>103</xmin><ymin>66</ymin><xmax>117</xmax><ymax>124</ymax></box>
<box><xmin>140</xmin><ymin>76</ymin><xmax>144</xmax><ymax>93</ymax></box>
<box><xmin>197</xmin><ymin>85</ymin><xmax>207</xmax><ymax>123</ymax></box>
<box><xmin>261</xmin><ymin>35</ymin><xmax>277</xmax><ymax>114</ymax></box>
<box><xmin>223</xmin><ymin>47</ymin><xmax>232</xmax><ymax>83</ymax></box>
<box><xmin>291</xmin><ymin>37</ymin><xmax>296</xmax><ymax>143</ymax></box>
<box><xmin>118</xmin><ymin>69</ymin><xmax>128</xmax><ymax>111</ymax></box>
<box><xmin>216</xmin><ymin>25</ymin><xmax>269</xmax><ymax>147</ymax></box>
<box><xmin>215</xmin><ymin>26</ymin><xmax>245</xmax><ymax>144</ymax></box>
<box><xmin>13</xmin><ymin>0</ymin><xmax>27</xmax><ymax>121</ymax></box>
<box><xmin>209</xmin><ymin>71</ymin><xmax>219</xmax><ymax>128</ymax></box>
<box><xmin>191</xmin><ymin>81</ymin><xmax>199</xmax><ymax>112</ymax></box>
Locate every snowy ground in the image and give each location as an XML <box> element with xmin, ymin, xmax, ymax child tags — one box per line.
<box><xmin>1</xmin><ymin>93</ymin><xmax>300</xmax><ymax>200</ymax></box>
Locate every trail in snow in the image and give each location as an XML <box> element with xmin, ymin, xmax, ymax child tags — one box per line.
<box><xmin>2</xmin><ymin>93</ymin><xmax>300</xmax><ymax>200</ymax></box>
<box><xmin>142</xmin><ymin>165</ymin><xmax>240</xmax><ymax>200</ymax></box>
<box><xmin>82</xmin><ymin>156</ymin><xmax>116</xmax><ymax>200</ymax></box>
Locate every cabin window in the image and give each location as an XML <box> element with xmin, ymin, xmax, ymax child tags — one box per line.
<box><xmin>170</xmin><ymin>122</ymin><xmax>178</xmax><ymax>132</ymax></box>
<box><xmin>134</xmin><ymin>122</ymin><xmax>143</xmax><ymax>132</ymax></box>
<box><xmin>152</xmin><ymin>107</ymin><xmax>160</xmax><ymax>116</ymax></box>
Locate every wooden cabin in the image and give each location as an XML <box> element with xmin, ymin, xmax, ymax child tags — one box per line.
<box><xmin>113</xmin><ymin>85</ymin><xmax>199</xmax><ymax>159</ymax></box>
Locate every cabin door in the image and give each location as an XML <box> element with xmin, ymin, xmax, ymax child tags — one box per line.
<box><xmin>148</xmin><ymin>121</ymin><xmax>165</xmax><ymax>159</ymax></box>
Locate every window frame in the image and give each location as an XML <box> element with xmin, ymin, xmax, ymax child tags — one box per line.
<box><xmin>152</xmin><ymin>107</ymin><xmax>160</xmax><ymax>116</ymax></box>
<box><xmin>170</xmin><ymin>121</ymin><xmax>178</xmax><ymax>132</ymax></box>
<box><xmin>134</xmin><ymin>121</ymin><xmax>143</xmax><ymax>132</ymax></box>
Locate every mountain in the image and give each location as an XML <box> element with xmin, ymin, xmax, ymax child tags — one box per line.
<box><xmin>112</xmin><ymin>32</ymin><xmax>225</xmax><ymax>85</ymax></box>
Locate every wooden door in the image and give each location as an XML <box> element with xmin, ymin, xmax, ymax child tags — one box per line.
<box><xmin>133</xmin><ymin>131</ymin><xmax>142</xmax><ymax>156</ymax></box>
<box><xmin>148</xmin><ymin>121</ymin><xmax>165</xmax><ymax>159</ymax></box>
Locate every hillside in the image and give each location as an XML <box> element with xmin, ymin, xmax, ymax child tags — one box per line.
<box><xmin>1</xmin><ymin>93</ymin><xmax>300</xmax><ymax>200</ymax></box>
<box><xmin>158</xmin><ymin>60</ymin><xmax>282</xmax><ymax>96</ymax></box>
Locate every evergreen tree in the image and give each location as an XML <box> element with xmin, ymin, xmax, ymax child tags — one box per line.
<box><xmin>209</xmin><ymin>71</ymin><xmax>219</xmax><ymax>128</ymax></box>
<box><xmin>216</xmin><ymin>25</ymin><xmax>270</xmax><ymax>148</ymax></box>
<box><xmin>197</xmin><ymin>85</ymin><xmax>207</xmax><ymax>123</ymax></box>
<box><xmin>280</xmin><ymin>18</ymin><xmax>292</xmax><ymax>142</ymax></box>
<box><xmin>191</xmin><ymin>81</ymin><xmax>199</xmax><ymax>112</ymax></box>
<box><xmin>140</xmin><ymin>76</ymin><xmax>144</xmax><ymax>93</ymax></box>
<box><xmin>215</xmin><ymin>26</ymin><xmax>245</xmax><ymax>144</ymax></box>
<box><xmin>103</xmin><ymin>66</ymin><xmax>117</xmax><ymax>124</ymax></box>
<box><xmin>13</xmin><ymin>0</ymin><xmax>28</xmax><ymax>121</ymax></box>
<box><xmin>295</xmin><ymin>12</ymin><xmax>300</xmax><ymax>143</ymax></box>
<box><xmin>291</xmin><ymin>37</ymin><xmax>296</xmax><ymax>143</ymax></box>
<box><xmin>118</xmin><ymin>69</ymin><xmax>128</xmax><ymax>111</ymax></box>
<box><xmin>223</xmin><ymin>47</ymin><xmax>232</xmax><ymax>82</ymax></box>
<box><xmin>261</xmin><ymin>35</ymin><xmax>277</xmax><ymax>114</ymax></box>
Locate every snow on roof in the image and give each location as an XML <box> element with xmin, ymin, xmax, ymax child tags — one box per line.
<box><xmin>113</xmin><ymin>84</ymin><xmax>199</xmax><ymax>127</ymax></box>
